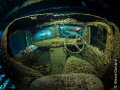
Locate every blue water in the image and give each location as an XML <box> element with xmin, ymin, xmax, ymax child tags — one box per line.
<box><xmin>10</xmin><ymin>31</ymin><xmax>26</xmax><ymax>56</ymax></box>
<box><xmin>0</xmin><ymin>78</ymin><xmax>16</xmax><ymax>90</ymax></box>
<box><xmin>59</xmin><ymin>25</ymin><xmax>83</xmax><ymax>37</ymax></box>
<box><xmin>0</xmin><ymin>31</ymin><xmax>3</xmax><ymax>41</ymax></box>
<box><xmin>35</xmin><ymin>30</ymin><xmax>53</xmax><ymax>40</ymax></box>
<box><xmin>34</xmin><ymin>26</ymin><xmax>55</xmax><ymax>41</ymax></box>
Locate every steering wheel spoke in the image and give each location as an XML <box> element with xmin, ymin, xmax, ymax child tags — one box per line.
<box><xmin>75</xmin><ymin>45</ymin><xmax>81</xmax><ymax>51</ymax></box>
<box><xmin>75</xmin><ymin>34</ymin><xmax>79</xmax><ymax>39</ymax></box>
<box><xmin>64</xmin><ymin>34</ymin><xmax>85</xmax><ymax>53</ymax></box>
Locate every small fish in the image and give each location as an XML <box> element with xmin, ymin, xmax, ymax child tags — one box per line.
<box><xmin>22</xmin><ymin>45</ymin><xmax>38</xmax><ymax>55</ymax></box>
<box><xmin>40</xmin><ymin>33</ymin><xmax>47</xmax><ymax>37</ymax></box>
<box><xmin>77</xmin><ymin>37</ymin><xmax>81</xmax><ymax>41</ymax></box>
<box><xmin>75</xmin><ymin>27</ymin><xmax>82</xmax><ymax>31</ymax></box>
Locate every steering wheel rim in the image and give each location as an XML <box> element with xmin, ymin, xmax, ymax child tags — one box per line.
<box><xmin>64</xmin><ymin>34</ymin><xmax>85</xmax><ymax>53</ymax></box>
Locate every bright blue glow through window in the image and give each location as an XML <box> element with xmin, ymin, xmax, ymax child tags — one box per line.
<box><xmin>9</xmin><ymin>84</ymin><xmax>16</xmax><ymax>89</ymax></box>
<box><xmin>59</xmin><ymin>25</ymin><xmax>83</xmax><ymax>37</ymax></box>
<box><xmin>0</xmin><ymin>74</ymin><xmax>5</xmax><ymax>81</ymax></box>
<box><xmin>35</xmin><ymin>30</ymin><xmax>52</xmax><ymax>40</ymax></box>
<box><xmin>34</xmin><ymin>26</ymin><xmax>55</xmax><ymax>41</ymax></box>
<box><xmin>0</xmin><ymin>71</ymin><xmax>16</xmax><ymax>89</ymax></box>
<box><xmin>0</xmin><ymin>75</ymin><xmax>16</xmax><ymax>89</ymax></box>
<box><xmin>3</xmin><ymin>79</ymin><xmax>10</xmax><ymax>89</ymax></box>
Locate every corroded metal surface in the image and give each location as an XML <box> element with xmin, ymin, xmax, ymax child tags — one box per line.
<box><xmin>63</xmin><ymin>56</ymin><xmax>98</xmax><ymax>76</ymax></box>
<box><xmin>28</xmin><ymin>73</ymin><xmax>104</xmax><ymax>90</ymax></box>
<box><xmin>1</xmin><ymin>13</ymin><xmax>120</xmax><ymax>90</ymax></box>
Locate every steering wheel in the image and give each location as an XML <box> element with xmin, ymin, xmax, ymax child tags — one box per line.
<box><xmin>64</xmin><ymin>34</ymin><xmax>85</xmax><ymax>53</ymax></box>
